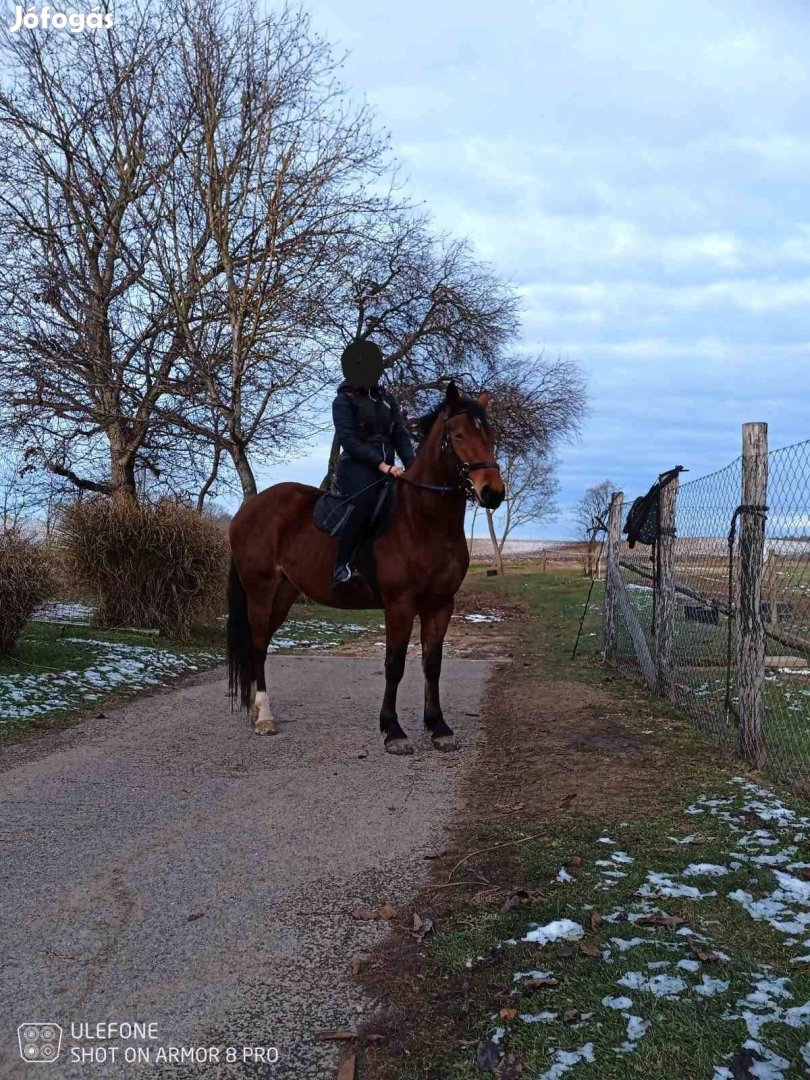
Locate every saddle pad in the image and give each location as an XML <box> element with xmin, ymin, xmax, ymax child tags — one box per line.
<box><xmin>313</xmin><ymin>483</ymin><xmax>397</xmax><ymax>540</ymax></box>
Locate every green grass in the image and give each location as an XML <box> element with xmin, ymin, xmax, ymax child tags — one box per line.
<box><xmin>397</xmin><ymin>567</ymin><xmax>810</xmax><ymax>1079</ymax></box>
<box><xmin>0</xmin><ymin>600</ymin><xmax>385</xmax><ymax>744</ymax></box>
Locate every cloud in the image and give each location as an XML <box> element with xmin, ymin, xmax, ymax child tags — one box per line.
<box><xmin>306</xmin><ymin>0</ymin><xmax>810</xmax><ymax>538</ymax></box>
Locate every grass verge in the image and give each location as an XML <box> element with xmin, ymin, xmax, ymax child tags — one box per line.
<box><xmin>362</xmin><ymin>567</ymin><xmax>810</xmax><ymax>1080</ymax></box>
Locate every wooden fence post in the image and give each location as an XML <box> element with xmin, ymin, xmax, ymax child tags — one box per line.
<box><xmin>603</xmin><ymin>491</ymin><xmax>623</xmax><ymax>665</ymax></box>
<box><xmin>738</xmin><ymin>422</ymin><xmax>768</xmax><ymax>769</ymax></box>
<box><xmin>656</xmin><ymin>472</ymin><xmax>679</xmax><ymax>697</ymax></box>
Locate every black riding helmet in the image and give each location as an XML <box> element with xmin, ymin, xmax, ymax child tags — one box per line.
<box><xmin>341</xmin><ymin>339</ymin><xmax>384</xmax><ymax>388</ymax></box>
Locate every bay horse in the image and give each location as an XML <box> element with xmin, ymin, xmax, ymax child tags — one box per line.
<box><xmin>226</xmin><ymin>381</ymin><xmax>504</xmax><ymax>755</ymax></box>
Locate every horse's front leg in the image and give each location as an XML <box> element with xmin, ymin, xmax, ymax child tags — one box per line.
<box><xmin>380</xmin><ymin>601</ymin><xmax>416</xmax><ymax>755</ymax></box>
<box><xmin>420</xmin><ymin>600</ymin><xmax>458</xmax><ymax>751</ymax></box>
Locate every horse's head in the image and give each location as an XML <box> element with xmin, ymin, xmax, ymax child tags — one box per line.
<box><xmin>441</xmin><ymin>382</ymin><xmax>505</xmax><ymax>510</ymax></box>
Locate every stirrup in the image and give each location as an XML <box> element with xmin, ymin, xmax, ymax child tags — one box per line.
<box><xmin>332</xmin><ymin>563</ymin><xmax>354</xmax><ymax>587</ymax></box>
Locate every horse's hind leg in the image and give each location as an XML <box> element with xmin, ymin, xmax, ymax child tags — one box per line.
<box><xmin>249</xmin><ymin>575</ymin><xmax>299</xmax><ymax>736</ymax></box>
<box><xmin>420</xmin><ymin>601</ymin><xmax>458</xmax><ymax>751</ymax></box>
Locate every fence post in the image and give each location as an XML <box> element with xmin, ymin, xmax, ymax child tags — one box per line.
<box><xmin>603</xmin><ymin>491</ymin><xmax>623</xmax><ymax>665</ymax></box>
<box><xmin>656</xmin><ymin>472</ymin><xmax>679</xmax><ymax>697</ymax></box>
<box><xmin>738</xmin><ymin>421</ymin><xmax>768</xmax><ymax>769</ymax></box>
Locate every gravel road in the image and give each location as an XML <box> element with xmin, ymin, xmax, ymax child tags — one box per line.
<box><xmin>0</xmin><ymin>654</ymin><xmax>491</xmax><ymax>1079</ymax></box>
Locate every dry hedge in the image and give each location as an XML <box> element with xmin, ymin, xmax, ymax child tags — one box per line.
<box><xmin>0</xmin><ymin>533</ymin><xmax>54</xmax><ymax>653</ymax></box>
<box><xmin>61</xmin><ymin>498</ymin><xmax>229</xmax><ymax>637</ymax></box>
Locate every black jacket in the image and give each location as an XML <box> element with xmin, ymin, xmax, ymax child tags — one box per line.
<box><xmin>332</xmin><ymin>381</ymin><xmax>416</xmax><ymax>471</ymax></box>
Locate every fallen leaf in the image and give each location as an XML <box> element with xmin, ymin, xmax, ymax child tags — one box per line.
<box><xmin>567</xmin><ymin>855</ymin><xmax>583</xmax><ymax>868</ymax></box>
<box><xmin>357</xmin><ymin>749</ymin><xmax>369</xmax><ymax>759</ymax></box>
<box><xmin>186</xmin><ymin>911</ymin><xmax>205</xmax><ymax>922</ymax></box>
<box><xmin>315</xmin><ymin>1030</ymin><xmax>356</xmax><ymax>1042</ymax></box>
<box><xmin>590</xmin><ymin>911</ymin><xmax>603</xmax><ymax>930</ymax></box>
<box><xmin>556</xmin><ymin>945</ymin><xmax>575</xmax><ymax>959</ymax></box>
<box><xmin>379</xmin><ymin>902</ymin><xmax>397</xmax><ymax>920</ymax></box>
<box><xmin>411</xmin><ymin>913</ymin><xmax>433</xmax><ymax>942</ymax></box>
<box><xmin>800</xmin><ymin>868</ymin><xmax>810</xmax><ymax>881</ymax></box>
<box><xmin>557</xmin><ymin>793</ymin><xmax>577</xmax><ymax>808</ymax></box>
<box><xmin>349</xmin><ymin>907</ymin><xmax>378</xmax><ymax>921</ymax></box>
<box><xmin>523</xmin><ymin>976</ymin><xmax>560</xmax><ymax>990</ymax></box>
<box><xmin>637</xmin><ymin>912</ymin><xmax>685</xmax><ymax>929</ymax></box>
<box><xmin>350</xmin><ymin>950</ymin><xmax>371</xmax><ymax>976</ymax></box>
<box><xmin>499</xmin><ymin>1007</ymin><xmax>518</xmax><ymax>1021</ymax></box>
<box><xmin>562</xmin><ymin>1007</ymin><xmax>579</xmax><ymax>1023</ymax></box>
<box><xmin>495</xmin><ymin>1051</ymin><xmax>524</xmax><ymax>1078</ymax></box>
<box><xmin>337</xmin><ymin>1053</ymin><xmax>356</xmax><ymax>1080</ymax></box>
<box><xmin>689</xmin><ymin>939</ymin><xmax>719</xmax><ymax>963</ymax></box>
<box><xmin>580</xmin><ymin>942</ymin><xmax>600</xmax><ymax>958</ymax></box>
<box><xmin>476</xmin><ymin>1039</ymin><xmax>502</xmax><ymax>1070</ymax></box>
<box><xmin>501</xmin><ymin>889</ymin><xmax>546</xmax><ymax>912</ymax></box>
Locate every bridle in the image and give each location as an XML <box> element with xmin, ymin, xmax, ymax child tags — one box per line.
<box><xmin>399</xmin><ymin>414</ymin><xmax>500</xmax><ymax>496</ymax></box>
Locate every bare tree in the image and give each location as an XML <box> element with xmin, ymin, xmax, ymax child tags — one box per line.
<box><xmin>484</xmin><ymin>453</ymin><xmax>559</xmax><ymax>574</ymax></box>
<box><xmin>575</xmin><ymin>479</ymin><xmax>614</xmax><ymax>578</ymax></box>
<box><xmin>481</xmin><ymin>357</ymin><xmax>588</xmax><ymax>571</ymax></box>
<box><xmin>153</xmin><ymin>0</ymin><xmax>394</xmax><ymax>500</ymax></box>
<box><xmin>0</xmin><ymin>3</ymin><xmax>191</xmax><ymax>497</ymax></box>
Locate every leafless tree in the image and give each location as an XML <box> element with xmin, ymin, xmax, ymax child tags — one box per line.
<box><xmin>0</xmin><ymin>2</ymin><xmax>191</xmax><ymax>497</ymax></box>
<box><xmin>481</xmin><ymin>357</ymin><xmax>588</xmax><ymax>571</ymax></box>
<box><xmin>575</xmin><ymin>479</ymin><xmax>614</xmax><ymax>578</ymax></box>
<box><xmin>484</xmin><ymin>453</ymin><xmax>559</xmax><ymax>575</ymax></box>
<box><xmin>153</xmin><ymin>0</ymin><xmax>394</xmax><ymax>499</ymax></box>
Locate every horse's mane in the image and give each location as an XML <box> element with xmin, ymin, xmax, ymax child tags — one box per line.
<box><xmin>416</xmin><ymin>395</ymin><xmax>490</xmax><ymax>439</ymax></box>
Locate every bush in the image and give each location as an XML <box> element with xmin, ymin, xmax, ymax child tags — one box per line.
<box><xmin>0</xmin><ymin>533</ymin><xmax>54</xmax><ymax>653</ymax></box>
<box><xmin>61</xmin><ymin>498</ymin><xmax>229</xmax><ymax>637</ymax></box>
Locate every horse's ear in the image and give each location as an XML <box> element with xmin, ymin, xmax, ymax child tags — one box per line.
<box><xmin>445</xmin><ymin>380</ymin><xmax>461</xmax><ymax>412</ymax></box>
<box><xmin>478</xmin><ymin>391</ymin><xmax>491</xmax><ymax>408</ymax></box>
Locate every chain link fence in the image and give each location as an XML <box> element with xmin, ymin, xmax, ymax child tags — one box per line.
<box><xmin>605</xmin><ymin>431</ymin><xmax>810</xmax><ymax>793</ymax></box>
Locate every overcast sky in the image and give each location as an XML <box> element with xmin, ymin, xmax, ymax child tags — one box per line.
<box><xmin>258</xmin><ymin>0</ymin><xmax>810</xmax><ymax>539</ymax></box>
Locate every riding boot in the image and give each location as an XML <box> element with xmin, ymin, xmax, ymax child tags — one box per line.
<box><xmin>332</xmin><ymin>507</ymin><xmax>365</xmax><ymax>587</ymax></box>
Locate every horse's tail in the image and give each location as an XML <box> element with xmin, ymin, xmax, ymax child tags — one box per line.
<box><xmin>227</xmin><ymin>558</ymin><xmax>253</xmax><ymax>711</ymax></box>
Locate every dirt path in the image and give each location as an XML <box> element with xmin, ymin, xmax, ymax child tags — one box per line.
<box><xmin>0</xmin><ymin>651</ymin><xmax>496</xmax><ymax>1079</ymax></box>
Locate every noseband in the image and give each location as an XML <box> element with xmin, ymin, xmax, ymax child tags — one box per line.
<box><xmin>400</xmin><ymin>415</ymin><xmax>500</xmax><ymax>496</ymax></box>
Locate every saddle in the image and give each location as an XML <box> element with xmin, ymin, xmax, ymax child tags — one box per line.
<box><xmin>313</xmin><ymin>480</ymin><xmax>397</xmax><ymax>540</ymax></box>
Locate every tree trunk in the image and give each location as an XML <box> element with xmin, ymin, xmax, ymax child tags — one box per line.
<box><xmin>231</xmin><ymin>444</ymin><xmax>258</xmax><ymax>501</ymax></box>
<box><xmin>485</xmin><ymin>509</ymin><xmax>504</xmax><ymax>575</ymax></box>
<box><xmin>110</xmin><ymin>450</ymin><xmax>137</xmax><ymax>500</ymax></box>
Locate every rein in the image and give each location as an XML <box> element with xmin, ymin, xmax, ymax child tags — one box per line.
<box><xmin>398</xmin><ymin>417</ymin><xmax>499</xmax><ymax>496</ymax></box>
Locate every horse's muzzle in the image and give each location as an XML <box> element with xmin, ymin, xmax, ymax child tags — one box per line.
<box><xmin>479</xmin><ymin>484</ymin><xmax>504</xmax><ymax>510</ymax></box>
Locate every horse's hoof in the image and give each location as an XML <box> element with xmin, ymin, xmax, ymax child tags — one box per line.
<box><xmin>253</xmin><ymin>718</ymin><xmax>279</xmax><ymax>736</ymax></box>
<box><xmin>384</xmin><ymin>738</ymin><xmax>414</xmax><ymax>756</ymax></box>
<box><xmin>431</xmin><ymin>734</ymin><xmax>459</xmax><ymax>752</ymax></box>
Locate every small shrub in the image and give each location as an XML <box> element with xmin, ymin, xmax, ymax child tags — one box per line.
<box><xmin>0</xmin><ymin>533</ymin><xmax>55</xmax><ymax>653</ymax></box>
<box><xmin>61</xmin><ymin>497</ymin><xmax>229</xmax><ymax>637</ymax></box>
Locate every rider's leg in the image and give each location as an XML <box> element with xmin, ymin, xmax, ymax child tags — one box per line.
<box><xmin>333</xmin><ymin>482</ymin><xmax>380</xmax><ymax>585</ymax></box>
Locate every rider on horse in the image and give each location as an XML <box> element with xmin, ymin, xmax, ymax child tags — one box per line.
<box><xmin>331</xmin><ymin>339</ymin><xmax>415</xmax><ymax>587</ymax></box>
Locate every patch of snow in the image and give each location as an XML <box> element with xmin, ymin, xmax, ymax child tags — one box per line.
<box><xmin>521</xmin><ymin>920</ymin><xmax>584</xmax><ymax>947</ymax></box>
<box><xmin>520</xmin><ymin>1011</ymin><xmax>557</xmax><ymax>1024</ymax></box>
<box><xmin>601</xmin><ymin>995</ymin><xmax>633</xmax><ymax>1010</ymax></box>
<box><xmin>676</xmin><ymin>959</ymin><xmax>701</xmax><ymax>972</ymax></box>
<box><xmin>556</xmin><ymin>867</ymin><xmax>574</xmax><ymax>884</ymax></box>
<box><xmin>695</xmin><ymin>975</ymin><xmax>730</xmax><ymax>998</ymax></box>
<box><xmin>617</xmin><ymin>971</ymin><xmax>686</xmax><ymax>1000</ymax></box>
<box><xmin>638</xmin><ymin>872</ymin><xmax>716</xmax><ymax>900</ymax></box>
<box><xmin>682</xmin><ymin>863</ymin><xmax>730</xmax><ymax>877</ymax></box>
<box><xmin>538</xmin><ymin>1043</ymin><xmax>595</xmax><ymax>1080</ymax></box>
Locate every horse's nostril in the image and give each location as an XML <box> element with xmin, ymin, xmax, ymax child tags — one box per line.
<box><xmin>481</xmin><ymin>485</ymin><xmax>504</xmax><ymax>510</ymax></box>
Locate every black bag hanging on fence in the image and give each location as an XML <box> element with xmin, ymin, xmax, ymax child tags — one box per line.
<box><xmin>623</xmin><ymin>467</ymin><xmax>683</xmax><ymax>548</ymax></box>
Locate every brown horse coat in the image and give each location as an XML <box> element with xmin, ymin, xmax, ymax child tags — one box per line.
<box><xmin>227</xmin><ymin>382</ymin><xmax>504</xmax><ymax>753</ymax></box>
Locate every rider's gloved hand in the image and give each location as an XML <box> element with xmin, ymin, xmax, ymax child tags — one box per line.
<box><xmin>378</xmin><ymin>463</ymin><xmax>404</xmax><ymax>479</ymax></box>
